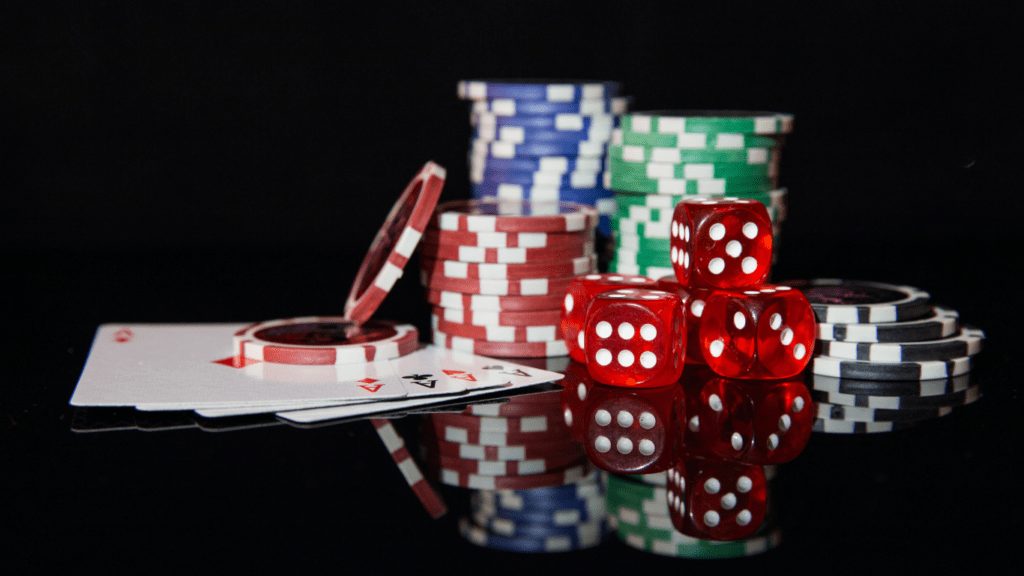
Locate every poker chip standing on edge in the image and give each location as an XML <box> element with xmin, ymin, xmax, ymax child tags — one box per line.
<box><xmin>344</xmin><ymin>161</ymin><xmax>446</xmax><ymax>325</ymax></box>
<box><xmin>787</xmin><ymin>279</ymin><xmax>932</xmax><ymax>324</ymax></box>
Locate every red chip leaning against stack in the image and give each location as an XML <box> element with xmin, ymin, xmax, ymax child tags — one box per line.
<box><xmin>422</xmin><ymin>199</ymin><xmax>600</xmax><ymax>358</ymax></box>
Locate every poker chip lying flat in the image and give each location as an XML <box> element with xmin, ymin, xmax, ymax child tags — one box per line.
<box><xmin>815</xmin><ymin>306</ymin><xmax>960</xmax><ymax>343</ymax></box>
<box><xmin>458</xmin><ymin>516</ymin><xmax>606</xmax><ymax>552</ymax></box>
<box><xmin>421</xmin><ymin>254</ymin><xmax>596</xmax><ymax>280</ymax></box>
<box><xmin>472</xmin><ymin>499</ymin><xmax>605</xmax><ymax>527</ymax></box>
<box><xmin>422</xmin><ymin>434</ymin><xmax>583</xmax><ymax>461</ymax></box>
<box><xmin>621</xmin><ymin>111</ymin><xmax>794</xmax><ymax>135</ymax></box>
<box><xmin>812</xmin><ymin>419</ymin><xmax>920</xmax><ymax>434</ymax></box>
<box><xmin>606</xmin><ymin>170</ymin><xmax>774</xmax><ymax>195</ymax></box>
<box><xmin>813</xmin><ymin>402</ymin><xmax>962</xmax><ymax>423</ymax></box>
<box><xmin>474</xmin><ymin>125</ymin><xmax>613</xmax><ymax>145</ymax></box>
<box><xmin>469</xmin><ymin>510</ymin><xmax>608</xmax><ymax>541</ymax></box>
<box><xmin>434</xmin><ymin>331</ymin><xmax>570</xmax><ymax>358</ymax></box>
<box><xmin>458</xmin><ymin>80</ymin><xmax>621</xmax><ymax>102</ymax></box>
<box><xmin>423</xmin><ymin>228</ymin><xmax>591</xmax><ymax>248</ymax></box>
<box><xmin>815</xmin><ymin>327</ymin><xmax>984</xmax><ymax>362</ymax></box>
<box><xmin>462</xmin><ymin>400</ymin><xmax>564</xmax><ymax>418</ymax></box>
<box><xmin>419</xmin><ymin>240</ymin><xmax>593</xmax><ymax>264</ymax></box>
<box><xmin>472</xmin><ymin>112</ymin><xmax>616</xmax><ymax>130</ymax></box>
<box><xmin>431</xmin><ymin>411</ymin><xmax>567</xmax><ymax>434</ymax></box>
<box><xmin>470</xmin><ymin>96</ymin><xmax>631</xmax><ymax>117</ymax></box>
<box><xmin>618</xmin><ymin>526</ymin><xmax>783</xmax><ymax>558</ymax></box>
<box><xmin>430</xmin><ymin>417</ymin><xmax>570</xmax><ymax>446</ymax></box>
<box><xmin>609</xmin><ymin>143</ymin><xmax>776</xmax><ymax>164</ymax></box>
<box><xmin>807</xmin><ymin>372</ymin><xmax>974</xmax><ymax>397</ymax></box>
<box><xmin>472</xmin><ymin>138</ymin><xmax>609</xmax><ymax>159</ymax></box>
<box><xmin>810</xmin><ymin>354</ymin><xmax>974</xmax><ymax>381</ymax></box>
<box><xmin>233</xmin><ymin>319</ymin><xmax>418</xmax><ymax>366</ymax></box>
<box><xmin>426</xmin><ymin>289</ymin><xmax>565</xmax><ymax>311</ymax></box>
<box><xmin>434</xmin><ymin>199</ymin><xmax>599</xmax><ymax>233</ymax></box>
<box><xmin>473</xmin><ymin>184</ymin><xmax>612</xmax><ymax>205</ymax></box>
<box><xmin>432</xmin><ymin>315</ymin><xmax>563</xmax><ymax>343</ymax></box>
<box><xmin>433</xmin><ymin>461</ymin><xmax>594</xmax><ymax>490</ymax></box>
<box><xmin>432</xmin><ymin>306</ymin><xmax>563</xmax><ymax>327</ymax></box>
<box><xmin>787</xmin><ymin>279</ymin><xmax>932</xmax><ymax>324</ymax></box>
<box><xmin>422</xmin><ymin>273</ymin><xmax>575</xmax><ymax>297</ymax></box>
<box><xmin>432</xmin><ymin>451</ymin><xmax>585</xmax><ymax>477</ymax></box>
<box><xmin>608</xmin><ymin>157</ymin><xmax>776</xmax><ymax>180</ymax></box>
<box><xmin>611</xmin><ymin>129</ymin><xmax>781</xmax><ymax>150</ymax></box>
<box><xmin>469</xmin><ymin>154</ymin><xmax>607</xmax><ymax>175</ymax></box>
<box><xmin>810</xmin><ymin>384</ymin><xmax>981</xmax><ymax>409</ymax></box>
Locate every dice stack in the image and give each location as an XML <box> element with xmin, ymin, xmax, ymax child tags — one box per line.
<box><xmin>559</xmin><ymin>196</ymin><xmax>818</xmax><ymax>545</ymax></box>
<box><xmin>606</xmin><ymin>111</ymin><xmax>792</xmax><ymax>278</ymax></box>
<box><xmin>422</xmin><ymin>199</ymin><xmax>599</xmax><ymax>358</ymax></box>
<box><xmin>459</xmin><ymin>79</ymin><xmax>630</xmax><ymax>241</ymax></box>
<box><xmin>418</xmin><ymin>388</ymin><xmax>612</xmax><ymax>552</ymax></box>
<box><xmin>790</xmin><ymin>279</ymin><xmax>985</xmax><ymax>434</ymax></box>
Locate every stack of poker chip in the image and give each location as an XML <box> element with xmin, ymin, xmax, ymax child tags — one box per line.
<box><xmin>458</xmin><ymin>79</ymin><xmax>632</xmax><ymax>239</ymax></box>
<box><xmin>790</xmin><ymin>279</ymin><xmax>985</xmax><ymax>434</ymax></box>
<box><xmin>421</xmin><ymin>199</ymin><xmax>600</xmax><ymax>358</ymax></box>
<box><xmin>606</xmin><ymin>470</ymin><xmax>782</xmax><ymax>558</ymax></box>
<box><xmin>418</xmin><ymin>390</ymin><xmax>611</xmax><ymax>552</ymax></box>
<box><xmin>606</xmin><ymin>111</ymin><xmax>793</xmax><ymax>278</ymax></box>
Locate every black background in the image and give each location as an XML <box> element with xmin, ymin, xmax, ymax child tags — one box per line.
<box><xmin>2</xmin><ymin>2</ymin><xmax>1020</xmax><ymax>574</ymax></box>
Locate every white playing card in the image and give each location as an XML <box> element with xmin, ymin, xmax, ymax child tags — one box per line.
<box><xmin>71</xmin><ymin>324</ymin><xmax>410</xmax><ymax>408</ymax></box>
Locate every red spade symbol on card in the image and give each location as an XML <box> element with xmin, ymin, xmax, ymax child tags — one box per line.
<box><xmin>114</xmin><ymin>328</ymin><xmax>134</xmax><ymax>343</ymax></box>
<box><xmin>358</xmin><ymin>378</ymin><xmax>384</xmax><ymax>393</ymax></box>
<box><xmin>443</xmin><ymin>369</ymin><xmax>477</xmax><ymax>382</ymax></box>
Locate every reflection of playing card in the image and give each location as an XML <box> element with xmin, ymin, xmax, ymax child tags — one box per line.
<box><xmin>71</xmin><ymin>324</ymin><xmax>410</xmax><ymax>409</ymax></box>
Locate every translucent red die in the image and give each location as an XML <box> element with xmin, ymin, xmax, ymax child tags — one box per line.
<box><xmin>583</xmin><ymin>288</ymin><xmax>685</xmax><ymax>388</ymax></box>
<box><xmin>559</xmin><ymin>361</ymin><xmax>596</xmax><ymax>443</ymax></box>
<box><xmin>680</xmin><ymin>369</ymin><xmax>754</xmax><ymax>462</ymax></box>
<box><xmin>667</xmin><ymin>457</ymin><xmax>768</xmax><ymax>541</ymax></box>
<box><xmin>656</xmin><ymin>277</ymin><xmax>711</xmax><ymax>365</ymax></box>
<box><xmin>698</xmin><ymin>284</ymin><xmax>816</xmax><ymax>379</ymax></box>
<box><xmin>581</xmin><ymin>382</ymin><xmax>682</xmax><ymax>474</ymax></box>
<box><xmin>562</xmin><ymin>273</ymin><xmax>658</xmax><ymax>362</ymax></box>
<box><xmin>670</xmin><ymin>197</ymin><xmax>773</xmax><ymax>290</ymax></box>
<box><xmin>741</xmin><ymin>377</ymin><xmax>813</xmax><ymax>465</ymax></box>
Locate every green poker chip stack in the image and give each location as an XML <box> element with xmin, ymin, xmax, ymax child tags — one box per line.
<box><xmin>605</xmin><ymin>111</ymin><xmax>793</xmax><ymax>277</ymax></box>
<box><xmin>606</xmin><ymin>472</ymin><xmax>782</xmax><ymax>559</ymax></box>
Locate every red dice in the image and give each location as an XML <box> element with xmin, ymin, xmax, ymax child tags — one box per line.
<box><xmin>671</xmin><ymin>197</ymin><xmax>773</xmax><ymax>290</ymax></box>
<box><xmin>667</xmin><ymin>457</ymin><xmax>768</xmax><ymax>541</ymax></box>
<box><xmin>581</xmin><ymin>382</ymin><xmax>682</xmax><ymax>474</ymax></box>
<box><xmin>559</xmin><ymin>361</ymin><xmax>595</xmax><ymax>442</ymax></box>
<box><xmin>681</xmin><ymin>370</ymin><xmax>754</xmax><ymax>462</ymax></box>
<box><xmin>698</xmin><ymin>284</ymin><xmax>815</xmax><ymax>379</ymax></box>
<box><xmin>562</xmin><ymin>273</ymin><xmax>659</xmax><ymax>362</ymax></box>
<box><xmin>656</xmin><ymin>277</ymin><xmax>711</xmax><ymax>365</ymax></box>
<box><xmin>744</xmin><ymin>378</ymin><xmax>813</xmax><ymax>465</ymax></box>
<box><xmin>583</xmin><ymin>289</ymin><xmax>686</xmax><ymax>388</ymax></box>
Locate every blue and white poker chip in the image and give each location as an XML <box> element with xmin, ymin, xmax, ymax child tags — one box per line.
<box><xmin>472</xmin><ymin>169</ymin><xmax>603</xmax><ymax>189</ymax></box>
<box><xmin>472</xmin><ymin>112</ymin><xmax>617</xmax><ymax>131</ymax></box>
<box><xmin>473</xmin><ymin>124</ymin><xmax>613</xmax><ymax>144</ymax></box>
<box><xmin>459</xmin><ymin>80</ymin><xmax>621</xmax><ymax>102</ymax></box>
<box><xmin>471</xmin><ymin>137</ymin><xmax>608</xmax><ymax>158</ymax></box>
<box><xmin>471</xmin><ymin>96</ymin><xmax>631</xmax><ymax>117</ymax></box>
<box><xmin>470</xmin><ymin>154</ymin><xmax>607</xmax><ymax>175</ymax></box>
<box><xmin>458</xmin><ymin>516</ymin><xmax>608</xmax><ymax>552</ymax></box>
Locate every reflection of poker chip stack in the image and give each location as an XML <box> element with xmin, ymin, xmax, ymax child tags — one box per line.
<box><xmin>458</xmin><ymin>79</ymin><xmax>632</xmax><ymax>255</ymax></box>
<box><xmin>418</xmin><ymin>390</ymin><xmax>611</xmax><ymax>552</ymax></box>
<box><xmin>421</xmin><ymin>199</ymin><xmax>600</xmax><ymax>358</ymax></box>
<box><xmin>788</xmin><ymin>279</ymin><xmax>985</xmax><ymax>434</ymax></box>
<box><xmin>606</xmin><ymin>111</ymin><xmax>793</xmax><ymax>277</ymax></box>
<box><xmin>606</xmin><ymin>470</ymin><xmax>782</xmax><ymax>558</ymax></box>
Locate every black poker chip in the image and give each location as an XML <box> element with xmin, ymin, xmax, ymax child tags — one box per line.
<box><xmin>786</xmin><ymin>279</ymin><xmax>931</xmax><ymax>324</ymax></box>
<box><xmin>807</xmin><ymin>372</ymin><xmax>974</xmax><ymax>397</ymax></box>
<box><xmin>810</xmin><ymin>384</ymin><xmax>982</xmax><ymax>410</ymax></box>
<box><xmin>811</xmin><ymin>419</ymin><xmax>921</xmax><ymax>434</ymax></box>
<box><xmin>814</xmin><ymin>327</ymin><xmax>984</xmax><ymax>363</ymax></box>
<box><xmin>810</xmin><ymin>354</ymin><xmax>973</xmax><ymax>381</ymax></box>
<box><xmin>815</xmin><ymin>306</ymin><xmax>959</xmax><ymax>343</ymax></box>
<box><xmin>813</xmin><ymin>401</ymin><xmax>963</xmax><ymax>423</ymax></box>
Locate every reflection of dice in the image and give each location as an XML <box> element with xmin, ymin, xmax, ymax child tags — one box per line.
<box><xmin>583</xmin><ymin>289</ymin><xmax>685</xmax><ymax>388</ymax></box>
<box><xmin>656</xmin><ymin>277</ymin><xmax>711</xmax><ymax>365</ymax></box>
<box><xmin>562</xmin><ymin>273</ymin><xmax>658</xmax><ymax>362</ymax></box>
<box><xmin>742</xmin><ymin>378</ymin><xmax>813</xmax><ymax>465</ymax></box>
<box><xmin>559</xmin><ymin>361</ymin><xmax>595</xmax><ymax>443</ymax></box>
<box><xmin>671</xmin><ymin>197</ymin><xmax>773</xmax><ymax>290</ymax></box>
<box><xmin>681</xmin><ymin>370</ymin><xmax>754</xmax><ymax>462</ymax></box>
<box><xmin>699</xmin><ymin>284</ymin><xmax>816</xmax><ymax>379</ymax></box>
<box><xmin>667</xmin><ymin>457</ymin><xmax>767</xmax><ymax>541</ymax></box>
<box><xmin>582</xmin><ymin>382</ymin><xmax>682</xmax><ymax>474</ymax></box>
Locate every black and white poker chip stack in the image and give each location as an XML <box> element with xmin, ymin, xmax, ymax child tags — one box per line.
<box><xmin>789</xmin><ymin>279</ymin><xmax>985</xmax><ymax>434</ymax></box>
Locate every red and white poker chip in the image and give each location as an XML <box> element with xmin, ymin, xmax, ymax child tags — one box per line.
<box><xmin>461</xmin><ymin>401</ymin><xmax>565</xmax><ymax>418</ymax></box>
<box><xmin>420</xmin><ymin>254</ymin><xmax>596</xmax><ymax>280</ymax></box>
<box><xmin>426</xmin><ymin>289</ymin><xmax>565</xmax><ymax>311</ymax></box>
<box><xmin>431</xmin><ymin>411</ymin><xmax>567</xmax><ymax>434</ymax></box>
<box><xmin>423</xmin><ymin>228</ymin><xmax>591</xmax><ymax>249</ymax></box>
<box><xmin>432</xmin><ymin>315</ymin><xmax>564</xmax><ymax>343</ymax></box>
<box><xmin>233</xmin><ymin>318</ymin><xmax>418</xmax><ymax>365</ymax></box>
<box><xmin>428</xmin><ymin>461</ymin><xmax>595</xmax><ymax>490</ymax></box>
<box><xmin>433</xmin><ymin>331</ymin><xmax>570</xmax><ymax>358</ymax></box>
<box><xmin>433</xmin><ymin>199</ymin><xmax>599</xmax><ymax>233</ymax></box>
<box><xmin>428</xmin><ymin>450</ymin><xmax>586</xmax><ymax>477</ymax></box>
<box><xmin>421</xmin><ymin>431</ymin><xmax>583</xmax><ymax>461</ymax></box>
<box><xmin>431</xmin><ymin>306</ymin><xmax>563</xmax><ymax>327</ymax></box>
<box><xmin>430</xmin><ymin>420</ymin><xmax>572</xmax><ymax>446</ymax></box>
<box><xmin>422</xmin><ymin>273</ymin><xmax>577</xmax><ymax>297</ymax></box>
<box><xmin>419</xmin><ymin>240</ymin><xmax>593</xmax><ymax>264</ymax></box>
<box><xmin>344</xmin><ymin>162</ymin><xmax>446</xmax><ymax>325</ymax></box>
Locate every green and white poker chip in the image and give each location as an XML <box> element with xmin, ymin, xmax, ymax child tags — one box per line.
<box><xmin>609</xmin><ymin>157</ymin><xmax>776</xmax><ymax>180</ymax></box>
<box><xmin>621</xmin><ymin>111</ymin><xmax>794</xmax><ymax>135</ymax></box>
<box><xmin>606</xmin><ymin>170</ymin><xmax>775</xmax><ymax>195</ymax></box>
<box><xmin>612</xmin><ymin>128</ymin><xmax>783</xmax><ymax>149</ymax></box>
<box><xmin>608</xmin><ymin>143</ymin><xmax>777</xmax><ymax>164</ymax></box>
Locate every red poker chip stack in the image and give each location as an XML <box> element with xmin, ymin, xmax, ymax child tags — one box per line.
<box><xmin>418</xmin><ymin>389</ymin><xmax>594</xmax><ymax>490</ymax></box>
<box><xmin>421</xmin><ymin>199</ymin><xmax>601</xmax><ymax>358</ymax></box>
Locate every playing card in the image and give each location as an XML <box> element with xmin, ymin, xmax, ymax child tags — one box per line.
<box><xmin>71</xmin><ymin>324</ymin><xmax>410</xmax><ymax>409</ymax></box>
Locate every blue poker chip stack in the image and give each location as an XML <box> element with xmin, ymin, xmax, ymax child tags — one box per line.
<box><xmin>460</xmin><ymin>472</ymin><xmax>613</xmax><ymax>553</ymax></box>
<box><xmin>458</xmin><ymin>79</ymin><xmax>630</xmax><ymax>243</ymax></box>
